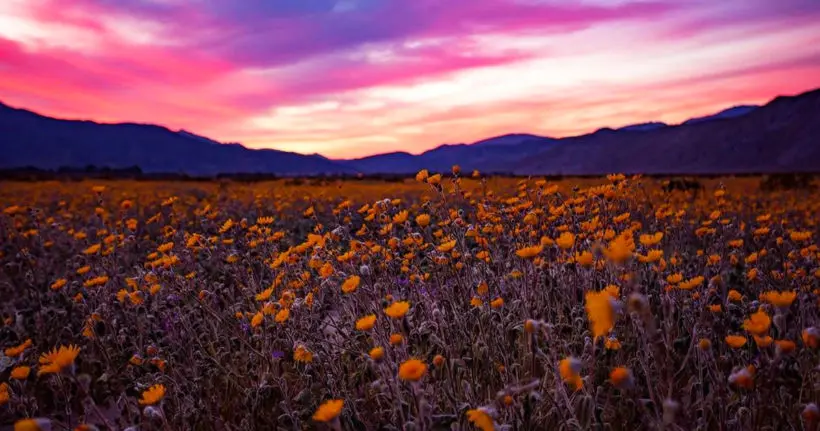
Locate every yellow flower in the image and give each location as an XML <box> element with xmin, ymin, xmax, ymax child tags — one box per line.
<box><xmin>398</xmin><ymin>358</ymin><xmax>427</xmax><ymax>381</ymax></box>
<box><xmin>725</xmin><ymin>335</ymin><xmax>747</xmax><ymax>348</ymax></box>
<box><xmin>5</xmin><ymin>339</ymin><xmax>33</xmax><ymax>357</ymax></box>
<box><xmin>38</xmin><ymin>344</ymin><xmax>81</xmax><ymax>376</ymax></box>
<box><xmin>558</xmin><ymin>357</ymin><xmax>583</xmax><ymax>390</ymax></box>
<box><xmin>341</xmin><ymin>275</ymin><xmax>361</xmax><ymax>294</ymax></box>
<box><xmin>556</xmin><ymin>232</ymin><xmax>575</xmax><ymax>249</ymax></box>
<box><xmin>415</xmin><ymin>214</ymin><xmax>431</xmax><ymax>227</ymax></box>
<box><xmin>251</xmin><ymin>312</ymin><xmax>264</xmax><ymax>328</ymax></box>
<box><xmin>313</xmin><ymin>399</ymin><xmax>344</xmax><ymax>422</ymax></box>
<box><xmin>759</xmin><ymin>290</ymin><xmax>797</xmax><ymax>307</ymax></box>
<box><xmin>415</xmin><ymin>169</ymin><xmax>429</xmax><ymax>182</ymax></box>
<box><xmin>515</xmin><ymin>245</ymin><xmax>543</xmax><ymax>259</ymax></box>
<box><xmin>390</xmin><ymin>333</ymin><xmax>403</xmax><ymax>345</ymax></box>
<box><xmin>275</xmin><ymin>308</ymin><xmax>290</xmax><ymax>324</ymax></box>
<box><xmin>14</xmin><ymin>419</ymin><xmax>51</xmax><ymax>431</ymax></box>
<box><xmin>743</xmin><ymin>308</ymin><xmax>771</xmax><ymax>336</ymax></box>
<box><xmin>437</xmin><ymin>240</ymin><xmax>456</xmax><ymax>253</ymax></box>
<box><xmin>139</xmin><ymin>384</ymin><xmax>166</xmax><ymax>405</ymax></box>
<box><xmin>255</xmin><ymin>287</ymin><xmax>273</xmax><ymax>302</ymax></box>
<box><xmin>294</xmin><ymin>345</ymin><xmax>313</xmax><ymax>363</ymax></box>
<box><xmin>384</xmin><ymin>301</ymin><xmax>410</xmax><ymax>319</ymax></box>
<box><xmin>466</xmin><ymin>408</ymin><xmax>495</xmax><ymax>431</ymax></box>
<box><xmin>356</xmin><ymin>314</ymin><xmax>377</xmax><ymax>331</ymax></box>
<box><xmin>11</xmin><ymin>366</ymin><xmax>30</xmax><ymax>380</ymax></box>
<box><xmin>609</xmin><ymin>367</ymin><xmax>633</xmax><ymax>388</ymax></box>
<box><xmin>585</xmin><ymin>290</ymin><xmax>615</xmax><ymax>339</ymax></box>
<box><xmin>369</xmin><ymin>347</ymin><xmax>384</xmax><ymax>361</ymax></box>
<box><xmin>678</xmin><ymin>276</ymin><xmax>704</xmax><ymax>291</ymax></box>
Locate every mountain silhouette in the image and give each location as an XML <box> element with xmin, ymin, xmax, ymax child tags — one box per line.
<box><xmin>0</xmin><ymin>102</ymin><xmax>354</xmax><ymax>176</ymax></box>
<box><xmin>1</xmin><ymin>87</ymin><xmax>818</xmax><ymax>176</ymax></box>
<box><xmin>341</xmin><ymin>88</ymin><xmax>819</xmax><ymax>175</ymax></box>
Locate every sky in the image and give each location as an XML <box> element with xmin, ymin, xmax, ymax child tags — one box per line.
<box><xmin>1</xmin><ymin>0</ymin><xmax>819</xmax><ymax>159</ymax></box>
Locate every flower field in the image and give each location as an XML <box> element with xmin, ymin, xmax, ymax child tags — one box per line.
<box><xmin>1</xmin><ymin>172</ymin><xmax>819</xmax><ymax>430</ymax></box>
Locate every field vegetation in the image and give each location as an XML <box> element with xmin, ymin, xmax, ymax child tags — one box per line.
<box><xmin>1</xmin><ymin>172</ymin><xmax>819</xmax><ymax>430</ymax></box>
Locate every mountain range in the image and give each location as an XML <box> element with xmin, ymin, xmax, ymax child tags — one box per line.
<box><xmin>1</xmin><ymin>87</ymin><xmax>819</xmax><ymax>176</ymax></box>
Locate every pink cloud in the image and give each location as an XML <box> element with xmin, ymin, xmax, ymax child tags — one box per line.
<box><xmin>0</xmin><ymin>0</ymin><xmax>818</xmax><ymax>158</ymax></box>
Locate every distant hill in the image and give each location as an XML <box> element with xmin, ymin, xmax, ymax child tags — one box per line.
<box><xmin>1</xmin><ymin>88</ymin><xmax>817</xmax><ymax>176</ymax></box>
<box><xmin>341</xmin><ymin>88</ymin><xmax>819</xmax><ymax>175</ymax></box>
<box><xmin>0</xmin><ymin>102</ymin><xmax>354</xmax><ymax>176</ymax></box>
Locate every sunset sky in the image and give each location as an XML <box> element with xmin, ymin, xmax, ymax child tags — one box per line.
<box><xmin>1</xmin><ymin>0</ymin><xmax>819</xmax><ymax>158</ymax></box>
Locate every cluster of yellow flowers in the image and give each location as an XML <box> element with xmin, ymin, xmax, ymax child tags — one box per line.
<box><xmin>1</xmin><ymin>172</ymin><xmax>819</xmax><ymax>429</ymax></box>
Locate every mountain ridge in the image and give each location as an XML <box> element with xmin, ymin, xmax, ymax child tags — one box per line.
<box><xmin>1</xmin><ymin>87</ymin><xmax>818</xmax><ymax>175</ymax></box>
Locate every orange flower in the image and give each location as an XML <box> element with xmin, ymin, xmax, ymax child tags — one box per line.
<box><xmin>139</xmin><ymin>384</ymin><xmax>166</xmax><ymax>405</ymax></box>
<box><xmin>355</xmin><ymin>314</ymin><xmax>377</xmax><ymax>331</ymax></box>
<box><xmin>556</xmin><ymin>232</ymin><xmax>575</xmax><ymax>250</ymax></box>
<box><xmin>515</xmin><ymin>245</ymin><xmax>543</xmax><ymax>259</ymax></box>
<box><xmin>313</xmin><ymin>399</ymin><xmax>343</xmax><ymax>422</ymax></box>
<box><xmin>725</xmin><ymin>335</ymin><xmax>747</xmax><ymax>348</ymax></box>
<box><xmin>384</xmin><ymin>301</ymin><xmax>410</xmax><ymax>319</ymax></box>
<box><xmin>398</xmin><ymin>359</ymin><xmax>427</xmax><ymax>381</ymax></box>
<box><xmin>558</xmin><ymin>357</ymin><xmax>583</xmax><ymax>390</ymax></box>
<box><xmin>609</xmin><ymin>367</ymin><xmax>633</xmax><ymax>389</ymax></box>
<box><xmin>10</xmin><ymin>366</ymin><xmax>30</xmax><ymax>380</ymax></box>
<box><xmin>759</xmin><ymin>290</ymin><xmax>797</xmax><ymax>307</ymax></box>
<box><xmin>585</xmin><ymin>290</ymin><xmax>615</xmax><ymax>339</ymax></box>
<box><xmin>742</xmin><ymin>308</ymin><xmax>771</xmax><ymax>336</ymax></box>
<box><xmin>341</xmin><ymin>275</ymin><xmax>361</xmax><ymax>294</ymax></box>
<box><xmin>466</xmin><ymin>408</ymin><xmax>495</xmax><ymax>431</ymax></box>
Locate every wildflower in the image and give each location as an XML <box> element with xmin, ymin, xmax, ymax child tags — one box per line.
<box><xmin>294</xmin><ymin>345</ymin><xmax>313</xmax><ymax>363</ymax></box>
<box><xmin>610</xmin><ymin>367</ymin><xmax>633</xmax><ymax>389</ymax></box>
<box><xmin>556</xmin><ymin>232</ymin><xmax>575</xmax><ymax>249</ymax></box>
<box><xmin>390</xmin><ymin>333</ymin><xmax>404</xmax><ymax>345</ymax></box>
<box><xmin>398</xmin><ymin>358</ymin><xmax>427</xmax><ymax>381</ymax></box>
<box><xmin>725</xmin><ymin>335</ymin><xmax>747</xmax><ymax>349</ymax></box>
<box><xmin>384</xmin><ymin>301</ymin><xmax>410</xmax><ymax>319</ymax></box>
<box><xmin>0</xmin><ymin>383</ymin><xmax>8</xmax><ymax>406</ymax></box>
<box><xmin>639</xmin><ymin>232</ymin><xmax>663</xmax><ymax>246</ymax></box>
<box><xmin>275</xmin><ymin>308</ymin><xmax>290</xmax><ymax>324</ymax></box>
<box><xmin>433</xmin><ymin>354</ymin><xmax>445</xmax><ymax>367</ymax></box>
<box><xmin>356</xmin><ymin>314</ymin><xmax>377</xmax><ymax>331</ymax></box>
<box><xmin>466</xmin><ymin>408</ymin><xmax>495</xmax><ymax>431</ymax></box>
<box><xmin>727</xmin><ymin>290</ymin><xmax>742</xmax><ymax>302</ymax></box>
<box><xmin>471</xmin><ymin>296</ymin><xmax>483</xmax><ymax>307</ymax></box>
<box><xmin>255</xmin><ymin>287</ymin><xmax>273</xmax><ymax>301</ymax></box>
<box><xmin>585</xmin><ymin>290</ymin><xmax>615</xmax><ymax>339</ymax></box>
<box><xmin>559</xmin><ymin>357</ymin><xmax>583</xmax><ymax>390</ymax></box>
<box><xmin>251</xmin><ymin>312</ymin><xmax>264</xmax><ymax>328</ymax></box>
<box><xmin>490</xmin><ymin>297</ymin><xmax>504</xmax><ymax>308</ymax></box>
<box><xmin>666</xmin><ymin>273</ymin><xmax>683</xmax><ymax>284</ymax></box>
<box><xmin>515</xmin><ymin>245</ymin><xmax>543</xmax><ymax>259</ymax></box>
<box><xmin>427</xmin><ymin>174</ymin><xmax>442</xmax><ymax>185</ymax></box>
<box><xmin>341</xmin><ymin>275</ymin><xmax>360</xmax><ymax>294</ymax></box>
<box><xmin>11</xmin><ymin>366</ymin><xmax>30</xmax><ymax>380</ymax></box>
<box><xmin>369</xmin><ymin>347</ymin><xmax>384</xmax><ymax>361</ymax></box>
<box><xmin>313</xmin><ymin>399</ymin><xmax>344</xmax><ymax>422</ymax></box>
<box><xmin>605</xmin><ymin>337</ymin><xmax>622</xmax><ymax>350</ymax></box>
<box><xmin>139</xmin><ymin>384</ymin><xmax>166</xmax><ymax>405</ymax></box>
<box><xmin>802</xmin><ymin>327</ymin><xmax>820</xmax><ymax>348</ymax></box>
<box><xmin>415</xmin><ymin>169</ymin><xmax>429</xmax><ymax>182</ymax></box>
<box><xmin>5</xmin><ymin>339</ymin><xmax>33</xmax><ymax>357</ymax></box>
<box><xmin>760</xmin><ymin>290</ymin><xmax>797</xmax><ymax>307</ymax></box>
<box><xmin>437</xmin><ymin>240</ymin><xmax>456</xmax><ymax>252</ymax></box>
<box><xmin>753</xmin><ymin>335</ymin><xmax>773</xmax><ymax>348</ymax></box>
<box><xmin>728</xmin><ymin>366</ymin><xmax>754</xmax><ymax>389</ymax></box>
<box><xmin>38</xmin><ymin>344</ymin><xmax>80</xmax><ymax>375</ymax></box>
<box><xmin>13</xmin><ymin>418</ymin><xmax>51</xmax><ymax>431</ymax></box>
<box><xmin>698</xmin><ymin>338</ymin><xmax>711</xmax><ymax>350</ymax></box>
<box><xmin>416</xmin><ymin>214</ymin><xmax>431</xmax><ymax>227</ymax></box>
<box><xmin>743</xmin><ymin>308</ymin><xmax>771</xmax><ymax>336</ymax></box>
<box><xmin>775</xmin><ymin>339</ymin><xmax>796</xmax><ymax>354</ymax></box>
<box><xmin>50</xmin><ymin>278</ymin><xmax>67</xmax><ymax>290</ymax></box>
<box><xmin>678</xmin><ymin>276</ymin><xmax>704</xmax><ymax>291</ymax></box>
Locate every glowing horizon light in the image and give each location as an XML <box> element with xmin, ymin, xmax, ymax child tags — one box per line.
<box><xmin>0</xmin><ymin>0</ymin><xmax>819</xmax><ymax>158</ymax></box>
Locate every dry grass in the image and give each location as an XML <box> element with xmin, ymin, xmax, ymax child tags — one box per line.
<box><xmin>1</xmin><ymin>173</ymin><xmax>819</xmax><ymax>430</ymax></box>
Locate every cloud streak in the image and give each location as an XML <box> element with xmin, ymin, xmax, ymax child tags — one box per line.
<box><xmin>1</xmin><ymin>0</ymin><xmax>819</xmax><ymax>157</ymax></box>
